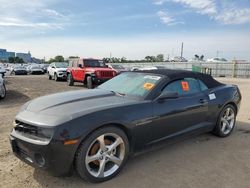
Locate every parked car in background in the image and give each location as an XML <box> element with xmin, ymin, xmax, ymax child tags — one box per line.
<box><xmin>67</xmin><ymin>58</ymin><xmax>116</xmax><ymax>88</ymax></box>
<box><xmin>207</xmin><ymin>57</ymin><xmax>228</xmax><ymax>63</ymax></box>
<box><xmin>10</xmin><ymin>69</ymin><xmax>241</xmax><ymax>182</ymax></box>
<box><xmin>171</xmin><ymin>56</ymin><xmax>188</xmax><ymax>62</ymax></box>
<box><xmin>130</xmin><ymin>66</ymin><xmax>141</xmax><ymax>71</ymax></box>
<box><xmin>40</xmin><ymin>64</ymin><xmax>50</xmax><ymax>74</ymax></box>
<box><xmin>0</xmin><ymin>74</ymin><xmax>6</xmax><ymax>99</ymax></box>
<box><xmin>11</xmin><ymin>65</ymin><xmax>28</xmax><ymax>75</ymax></box>
<box><xmin>27</xmin><ymin>65</ymin><xmax>44</xmax><ymax>75</ymax></box>
<box><xmin>139</xmin><ymin>66</ymin><xmax>166</xmax><ymax>71</ymax></box>
<box><xmin>0</xmin><ymin>65</ymin><xmax>6</xmax><ymax>77</ymax></box>
<box><xmin>48</xmin><ymin>62</ymin><xmax>68</xmax><ymax>81</ymax></box>
<box><xmin>107</xmin><ymin>64</ymin><xmax>127</xmax><ymax>74</ymax></box>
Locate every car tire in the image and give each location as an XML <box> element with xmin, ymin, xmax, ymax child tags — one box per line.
<box><xmin>0</xmin><ymin>84</ymin><xmax>6</xmax><ymax>99</ymax></box>
<box><xmin>75</xmin><ymin>126</ymin><xmax>129</xmax><ymax>183</ymax></box>
<box><xmin>49</xmin><ymin>74</ymin><xmax>52</xmax><ymax>80</ymax></box>
<box><xmin>87</xmin><ymin>76</ymin><xmax>93</xmax><ymax>89</ymax></box>
<box><xmin>54</xmin><ymin>73</ymin><xmax>59</xmax><ymax>81</ymax></box>
<box><xmin>67</xmin><ymin>73</ymin><xmax>74</xmax><ymax>86</ymax></box>
<box><xmin>213</xmin><ymin>104</ymin><xmax>236</xmax><ymax>137</ymax></box>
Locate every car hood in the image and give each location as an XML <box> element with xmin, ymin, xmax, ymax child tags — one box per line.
<box><xmin>56</xmin><ymin>68</ymin><xmax>67</xmax><ymax>71</ymax></box>
<box><xmin>85</xmin><ymin>67</ymin><xmax>113</xmax><ymax>72</ymax></box>
<box><xmin>17</xmin><ymin>89</ymin><xmax>138</xmax><ymax>126</ymax></box>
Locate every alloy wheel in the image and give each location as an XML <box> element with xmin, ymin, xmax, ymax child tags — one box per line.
<box><xmin>220</xmin><ymin>107</ymin><xmax>235</xmax><ymax>135</ymax></box>
<box><xmin>85</xmin><ymin>133</ymin><xmax>125</xmax><ymax>178</ymax></box>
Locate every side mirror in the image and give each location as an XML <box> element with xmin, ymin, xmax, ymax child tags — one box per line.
<box><xmin>51</xmin><ymin>66</ymin><xmax>55</xmax><ymax>69</ymax></box>
<box><xmin>157</xmin><ymin>91</ymin><xmax>179</xmax><ymax>100</ymax></box>
<box><xmin>78</xmin><ymin>64</ymin><xmax>83</xmax><ymax>68</ymax></box>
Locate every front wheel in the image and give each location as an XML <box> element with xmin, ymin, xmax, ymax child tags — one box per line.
<box><xmin>87</xmin><ymin>76</ymin><xmax>93</xmax><ymax>89</ymax></box>
<box><xmin>54</xmin><ymin>73</ymin><xmax>59</xmax><ymax>81</ymax></box>
<box><xmin>67</xmin><ymin>73</ymin><xmax>74</xmax><ymax>86</ymax></box>
<box><xmin>75</xmin><ymin>127</ymin><xmax>129</xmax><ymax>182</ymax></box>
<box><xmin>213</xmin><ymin>104</ymin><xmax>236</xmax><ymax>137</ymax></box>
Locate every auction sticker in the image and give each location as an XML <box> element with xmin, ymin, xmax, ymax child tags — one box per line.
<box><xmin>181</xmin><ymin>81</ymin><xmax>189</xmax><ymax>91</ymax></box>
<box><xmin>143</xmin><ymin>83</ymin><xmax>155</xmax><ymax>90</ymax></box>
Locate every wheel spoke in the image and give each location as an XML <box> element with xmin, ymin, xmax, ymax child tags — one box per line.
<box><xmin>227</xmin><ymin>115</ymin><xmax>234</xmax><ymax>121</ymax></box>
<box><xmin>225</xmin><ymin>108</ymin><xmax>230</xmax><ymax>118</ymax></box>
<box><xmin>221</xmin><ymin>123</ymin><xmax>227</xmax><ymax>132</ymax></box>
<box><xmin>97</xmin><ymin>135</ymin><xmax>106</xmax><ymax>151</ymax></box>
<box><xmin>108</xmin><ymin>155</ymin><xmax>122</xmax><ymax>166</ymax></box>
<box><xmin>97</xmin><ymin>159</ymin><xmax>106</xmax><ymax>177</ymax></box>
<box><xmin>109</xmin><ymin>137</ymin><xmax>123</xmax><ymax>151</ymax></box>
<box><xmin>86</xmin><ymin>153</ymin><xmax>101</xmax><ymax>164</ymax></box>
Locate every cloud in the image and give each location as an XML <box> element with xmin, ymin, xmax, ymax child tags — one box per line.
<box><xmin>157</xmin><ymin>11</ymin><xmax>184</xmax><ymax>25</ymax></box>
<box><xmin>154</xmin><ymin>0</ymin><xmax>250</xmax><ymax>25</ymax></box>
<box><xmin>215</xmin><ymin>8</ymin><xmax>250</xmax><ymax>25</ymax></box>
<box><xmin>0</xmin><ymin>0</ymin><xmax>68</xmax><ymax>30</ymax></box>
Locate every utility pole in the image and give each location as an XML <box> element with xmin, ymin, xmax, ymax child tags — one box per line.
<box><xmin>180</xmin><ymin>42</ymin><xmax>184</xmax><ymax>59</ymax></box>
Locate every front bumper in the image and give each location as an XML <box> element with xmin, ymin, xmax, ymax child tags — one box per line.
<box><xmin>92</xmin><ymin>77</ymin><xmax>111</xmax><ymax>85</ymax></box>
<box><xmin>14</xmin><ymin>70</ymin><xmax>27</xmax><ymax>75</ymax></box>
<box><xmin>10</xmin><ymin>130</ymin><xmax>77</xmax><ymax>176</ymax></box>
<box><xmin>57</xmin><ymin>72</ymin><xmax>67</xmax><ymax>79</ymax></box>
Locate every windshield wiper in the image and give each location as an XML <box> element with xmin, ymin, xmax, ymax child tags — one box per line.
<box><xmin>110</xmin><ymin>91</ymin><xmax>126</xmax><ymax>96</ymax></box>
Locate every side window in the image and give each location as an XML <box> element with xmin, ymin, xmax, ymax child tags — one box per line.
<box><xmin>198</xmin><ymin>80</ymin><xmax>208</xmax><ymax>91</ymax></box>
<box><xmin>163</xmin><ymin>80</ymin><xmax>183</xmax><ymax>95</ymax></box>
<box><xmin>73</xmin><ymin>60</ymin><xmax>78</xmax><ymax>68</ymax></box>
<box><xmin>163</xmin><ymin>78</ymin><xmax>201</xmax><ymax>96</ymax></box>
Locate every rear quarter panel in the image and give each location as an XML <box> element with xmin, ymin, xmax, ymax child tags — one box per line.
<box><xmin>205</xmin><ymin>84</ymin><xmax>241</xmax><ymax>126</ymax></box>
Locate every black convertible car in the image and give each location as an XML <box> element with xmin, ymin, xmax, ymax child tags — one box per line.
<box><xmin>10</xmin><ymin>69</ymin><xmax>241</xmax><ymax>182</ymax></box>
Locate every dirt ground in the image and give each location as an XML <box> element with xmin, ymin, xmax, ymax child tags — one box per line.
<box><xmin>0</xmin><ymin>75</ymin><xmax>250</xmax><ymax>188</ymax></box>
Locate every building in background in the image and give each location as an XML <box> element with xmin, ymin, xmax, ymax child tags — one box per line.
<box><xmin>0</xmin><ymin>49</ymin><xmax>7</xmax><ymax>61</ymax></box>
<box><xmin>16</xmin><ymin>52</ymin><xmax>32</xmax><ymax>63</ymax></box>
<box><xmin>6</xmin><ymin>51</ymin><xmax>15</xmax><ymax>59</ymax></box>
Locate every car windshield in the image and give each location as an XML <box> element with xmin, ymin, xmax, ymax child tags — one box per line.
<box><xmin>55</xmin><ymin>62</ymin><xmax>68</xmax><ymax>68</ymax></box>
<box><xmin>98</xmin><ymin>72</ymin><xmax>162</xmax><ymax>97</ymax></box>
<box><xmin>84</xmin><ymin>60</ymin><xmax>105</xmax><ymax>67</ymax></box>
<box><xmin>31</xmin><ymin>66</ymin><xmax>40</xmax><ymax>69</ymax></box>
<box><xmin>112</xmin><ymin>64</ymin><xmax>125</xmax><ymax>69</ymax></box>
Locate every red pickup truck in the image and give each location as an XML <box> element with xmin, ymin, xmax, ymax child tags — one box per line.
<box><xmin>66</xmin><ymin>58</ymin><xmax>117</xmax><ymax>88</ymax></box>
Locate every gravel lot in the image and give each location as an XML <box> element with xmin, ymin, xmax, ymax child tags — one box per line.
<box><xmin>0</xmin><ymin>75</ymin><xmax>250</xmax><ymax>188</ymax></box>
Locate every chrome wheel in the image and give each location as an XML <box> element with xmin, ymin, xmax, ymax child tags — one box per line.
<box><xmin>85</xmin><ymin>133</ymin><xmax>125</xmax><ymax>178</ymax></box>
<box><xmin>220</xmin><ymin>107</ymin><xmax>235</xmax><ymax>135</ymax></box>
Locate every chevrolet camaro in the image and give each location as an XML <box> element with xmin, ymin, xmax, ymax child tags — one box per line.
<box><xmin>10</xmin><ymin>69</ymin><xmax>241</xmax><ymax>182</ymax></box>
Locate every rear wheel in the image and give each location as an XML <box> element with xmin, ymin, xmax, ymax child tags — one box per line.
<box><xmin>67</xmin><ymin>73</ymin><xmax>74</xmax><ymax>86</ymax></box>
<box><xmin>0</xmin><ymin>84</ymin><xmax>6</xmax><ymax>99</ymax></box>
<box><xmin>48</xmin><ymin>74</ymin><xmax>52</xmax><ymax>80</ymax></box>
<box><xmin>75</xmin><ymin>127</ymin><xmax>129</xmax><ymax>182</ymax></box>
<box><xmin>87</xmin><ymin>76</ymin><xmax>93</xmax><ymax>89</ymax></box>
<box><xmin>213</xmin><ymin>104</ymin><xmax>236</xmax><ymax>137</ymax></box>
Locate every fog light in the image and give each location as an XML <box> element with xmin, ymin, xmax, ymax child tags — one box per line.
<box><xmin>34</xmin><ymin>153</ymin><xmax>45</xmax><ymax>167</ymax></box>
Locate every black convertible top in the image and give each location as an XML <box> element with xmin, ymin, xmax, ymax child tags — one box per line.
<box><xmin>137</xmin><ymin>69</ymin><xmax>223</xmax><ymax>89</ymax></box>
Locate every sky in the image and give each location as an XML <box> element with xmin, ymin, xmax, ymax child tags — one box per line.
<box><xmin>0</xmin><ymin>0</ymin><xmax>250</xmax><ymax>60</ymax></box>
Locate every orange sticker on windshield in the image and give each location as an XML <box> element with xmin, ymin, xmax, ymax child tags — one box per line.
<box><xmin>181</xmin><ymin>81</ymin><xmax>189</xmax><ymax>91</ymax></box>
<box><xmin>143</xmin><ymin>83</ymin><xmax>155</xmax><ymax>90</ymax></box>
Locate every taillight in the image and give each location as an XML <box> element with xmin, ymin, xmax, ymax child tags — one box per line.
<box><xmin>112</xmin><ymin>71</ymin><xmax>116</xmax><ymax>76</ymax></box>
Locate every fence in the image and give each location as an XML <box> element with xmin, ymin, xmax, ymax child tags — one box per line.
<box><xmin>116</xmin><ymin>61</ymin><xmax>250</xmax><ymax>78</ymax></box>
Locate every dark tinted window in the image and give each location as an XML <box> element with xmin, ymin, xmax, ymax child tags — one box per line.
<box><xmin>163</xmin><ymin>78</ymin><xmax>201</xmax><ymax>96</ymax></box>
<box><xmin>198</xmin><ymin>80</ymin><xmax>208</xmax><ymax>91</ymax></box>
<box><xmin>84</xmin><ymin>60</ymin><xmax>105</xmax><ymax>67</ymax></box>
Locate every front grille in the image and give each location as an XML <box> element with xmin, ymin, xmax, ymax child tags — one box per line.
<box><xmin>100</xmin><ymin>71</ymin><xmax>113</xmax><ymax>78</ymax></box>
